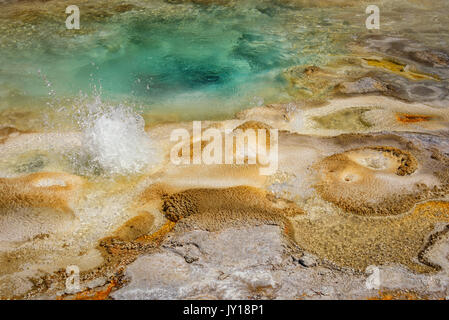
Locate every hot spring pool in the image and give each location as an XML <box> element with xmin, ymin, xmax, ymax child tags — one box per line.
<box><xmin>0</xmin><ymin>0</ymin><xmax>370</xmax><ymax>125</ymax></box>
<box><xmin>2</xmin><ymin>0</ymin><xmax>448</xmax><ymax>127</ymax></box>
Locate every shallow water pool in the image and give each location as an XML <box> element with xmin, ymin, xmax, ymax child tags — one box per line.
<box><xmin>0</xmin><ymin>0</ymin><xmax>448</xmax><ymax>125</ymax></box>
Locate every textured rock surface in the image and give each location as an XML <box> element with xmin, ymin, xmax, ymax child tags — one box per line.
<box><xmin>112</xmin><ymin>225</ymin><xmax>369</xmax><ymax>300</ymax></box>
<box><xmin>113</xmin><ymin>225</ymin><xmax>449</xmax><ymax>299</ymax></box>
<box><xmin>1</xmin><ymin>2</ymin><xmax>449</xmax><ymax>300</ymax></box>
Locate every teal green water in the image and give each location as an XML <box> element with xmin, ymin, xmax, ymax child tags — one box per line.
<box><xmin>0</xmin><ymin>0</ymin><xmax>449</xmax><ymax>124</ymax></box>
<box><xmin>0</xmin><ymin>1</ymin><xmax>364</xmax><ymax>123</ymax></box>
<box><xmin>4</xmin><ymin>0</ymin><xmax>447</xmax><ymax>124</ymax></box>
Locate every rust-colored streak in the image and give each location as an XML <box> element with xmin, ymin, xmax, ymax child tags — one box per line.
<box><xmin>367</xmin><ymin>290</ymin><xmax>435</xmax><ymax>300</ymax></box>
<box><xmin>57</xmin><ymin>280</ymin><xmax>117</xmax><ymax>300</ymax></box>
<box><xmin>136</xmin><ymin>221</ymin><xmax>176</xmax><ymax>245</ymax></box>
<box><xmin>396</xmin><ymin>113</ymin><xmax>433</xmax><ymax>123</ymax></box>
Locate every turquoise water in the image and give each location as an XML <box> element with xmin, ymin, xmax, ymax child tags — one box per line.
<box><xmin>2</xmin><ymin>0</ymin><xmax>449</xmax><ymax>125</ymax></box>
<box><xmin>0</xmin><ymin>1</ymin><xmax>365</xmax><ymax>123</ymax></box>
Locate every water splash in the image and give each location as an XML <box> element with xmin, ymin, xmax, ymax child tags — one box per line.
<box><xmin>74</xmin><ymin>96</ymin><xmax>157</xmax><ymax>176</ymax></box>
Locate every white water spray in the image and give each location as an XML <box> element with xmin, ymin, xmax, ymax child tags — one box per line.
<box><xmin>76</xmin><ymin>97</ymin><xmax>157</xmax><ymax>176</ymax></box>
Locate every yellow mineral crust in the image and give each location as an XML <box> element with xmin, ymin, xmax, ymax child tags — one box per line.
<box><xmin>363</xmin><ymin>58</ymin><xmax>440</xmax><ymax>81</ymax></box>
<box><xmin>109</xmin><ymin>211</ymin><xmax>156</xmax><ymax>242</ymax></box>
<box><xmin>0</xmin><ymin>127</ymin><xmax>25</xmax><ymax>144</ymax></box>
<box><xmin>291</xmin><ymin>201</ymin><xmax>449</xmax><ymax>273</ymax></box>
<box><xmin>161</xmin><ymin>186</ymin><xmax>304</xmax><ymax>233</ymax></box>
<box><xmin>313</xmin><ymin>146</ymin><xmax>447</xmax><ymax>216</ymax></box>
<box><xmin>0</xmin><ymin>172</ymin><xmax>84</xmax><ymax>213</ymax></box>
<box><xmin>234</xmin><ymin>120</ymin><xmax>273</xmax><ymax>132</ymax></box>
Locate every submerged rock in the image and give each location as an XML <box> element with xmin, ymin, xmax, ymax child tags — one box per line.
<box><xmin>337</xmin><ymin>77</ymin><xmax>390</xmax><ymax>95</ymax></box>
<box><xmin>360</xmin><ymin>35</ymin><xmax>449</xmax><ymax>80</ymax></box>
